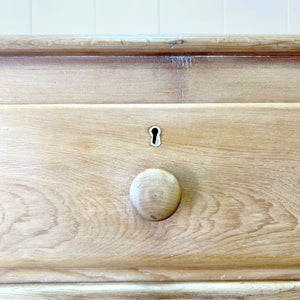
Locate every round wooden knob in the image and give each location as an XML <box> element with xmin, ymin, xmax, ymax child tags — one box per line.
<box><xmin>130</xmin><ymin>168</ymin><xmax>181</xmax><ymax>221</ymax></box>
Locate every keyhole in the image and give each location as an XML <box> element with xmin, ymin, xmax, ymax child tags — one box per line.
<box><xmin>149</xmin><ymin>126</ymin><xmax>161</xmax><ymax>147</ymax></box>
<box><xmin>152</xmin><ymin>128</ymin><xmax>158</xmax><ymax>144</ymax></box>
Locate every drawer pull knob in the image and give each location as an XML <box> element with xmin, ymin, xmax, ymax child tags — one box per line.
<box><xmin>130</xmin><ymin>168</ymin><xmax>181</xmax><ymax>221</ymax></box>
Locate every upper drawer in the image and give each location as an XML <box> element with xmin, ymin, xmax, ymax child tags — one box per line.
<box><xmin>0</xmin><ymin>104</ymin><xmax>299</xmax><ymax>281</ymax></box>
<box><xmin>1</xmin><ymin>36</ymin><xmax>300</xmax><ymax>105</ymax></box>
<box><xmin>1</xmin><ymin>56</ymin><xmax>300</xmax><ymax>104</ymax></box>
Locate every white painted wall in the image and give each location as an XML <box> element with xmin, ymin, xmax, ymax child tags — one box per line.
<box><xmin>0</xmin><ymin>0</ymin><xmax>299</xmax><ymax>35</ymax></box>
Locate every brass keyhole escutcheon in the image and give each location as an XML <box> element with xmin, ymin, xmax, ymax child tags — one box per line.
<box><xmin>149</xmin><ymin>126</ymin><xmax>161</xmax><ymax>147</ymax></box>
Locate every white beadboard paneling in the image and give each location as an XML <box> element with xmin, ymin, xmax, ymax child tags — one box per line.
<box><xmin>160</xmin><ymin>0</ymin><xmax>223</xmax><ymax>34</ymax></box>
<box><xmin>0</xmin><ymin>0</ymin><xmax>30</xmax><ymax>34</ymax></box>
<box><xmin>225</xmin><ymin>0</ymin><xmax>287</xmax><ymax>34</ymax></box>
<box><xmin>96</xmin><ymin>0</ymin><xmax>158</xmax><ymax>34</ymax></box>
<box><xmin>32</xmin><ymin>0</ymin><xmax>94</xmax><ymax>34</ymax></box>
<box><xmin>290</xmin><ymin>0</ymin><xmax>300</xmax><ymax>33</ymax></box>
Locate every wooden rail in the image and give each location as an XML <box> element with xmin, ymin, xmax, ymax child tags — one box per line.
<box><xmin>0</xmin><ymin>35</ymin><xmax>300</xmax><ymax>56</ymax></box>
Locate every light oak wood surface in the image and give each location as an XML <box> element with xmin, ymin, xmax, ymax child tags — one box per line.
<box><xmin>0</xmin><ymin>35</ymin><xmax>300</xmax><ymax>56</ymax></box>
<box><xmin>0</xmin><ymin>266</ymin><xmax>299</xmax><ymax>283</ymax></box>
<box><xmin>1</xmin><ymin>56</ymin><xmax>300</xmax><ymax>104</ymax></box>
<box><xmin>1</xmin><ymin>35</ymin><xmax>299</xmax><ymax>297</ymax></box>
<box><xmin>0</xmin><ymin>282</ymin><xmax>299</xmax><ymax>299</ymax></box>
<box><xmin>0</xmin><ymin>104</ymin><xmax>299</xmax><ymax>281</ymax></box>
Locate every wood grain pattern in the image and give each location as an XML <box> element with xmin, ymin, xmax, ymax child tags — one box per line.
<box><xmin>0</xmin><ymin>267</ymin><xmax>299</xmax><ymax>283</ymax></box>
<box><xmin>0</xmin><ymin>282</ymin><xmax>299</xmax><ymax>299</ymax></box>
<box><xmin>0</xmin><ymin>104</ymin><xmax>299</xmax><ymax>282</ymax></box>
<box><xmin>0</xmin><ymin>35</ymin><xmax>300</xmax><ymax>56</ymax></box>
<box><xmin>1</xmin><ymin>56</ymin><xmax>300</xmax><ymax>104</ymax></box>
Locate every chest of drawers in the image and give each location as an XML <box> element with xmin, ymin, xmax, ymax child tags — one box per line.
<box><xmin>0</xmin><ymin>36</ymin><xmax>299</xmax><ymax>299</ymax></box>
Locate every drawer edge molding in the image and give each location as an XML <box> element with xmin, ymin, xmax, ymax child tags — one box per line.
<box><xmin>0</xmin><ymin>267</ymin><xmax>299</xmax><ymax>283</ymax></box>
<box><xmin>0</xmin><ymin>281</ymin><xmax>299</xmax><ymax>299</ymax></box>
<box><xmin>1</xmin><ymin>103</ymin><xmax>300</xmax><ymax>109</ymax></box>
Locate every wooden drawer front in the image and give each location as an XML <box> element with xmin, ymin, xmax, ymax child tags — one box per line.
<box><xmin>0</xmin><ymin>104</ymin><xmax>299</xmax><ymax>280</ymax></box>
<box><xmin>1</xmin><ymin>56</ymin><xmax>300</xmax><ymax>104</ymax></box>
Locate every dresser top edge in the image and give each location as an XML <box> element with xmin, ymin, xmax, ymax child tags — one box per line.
<box><xmin>0</xmin><ymin>35</ymin><xmax>300</xmax><ymax>56</ymax></box>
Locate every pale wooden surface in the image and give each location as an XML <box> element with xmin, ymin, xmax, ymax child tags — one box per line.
<box><xmin>0</xmin><ymin>267</ymin><xmax>299</xmax><ymax>283</ymax></box>
<box><xmin>0</xmin><ymin>282</ymin><xmax>299</xmax><ymax>299</ymax></box>
<box><xmin>0</xmin><ymin>104</ymin><xmax>299</xmax><ymax>281</ymax></box>
<box><xmin>0</xmin><ymin>35</ymin><xmax>300</xmax><ymax>56</ymax></box>
<box><xmin>1</xmin><ymin>56</ymin><xmax>300</xmax><ymax>104</ymax></box>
